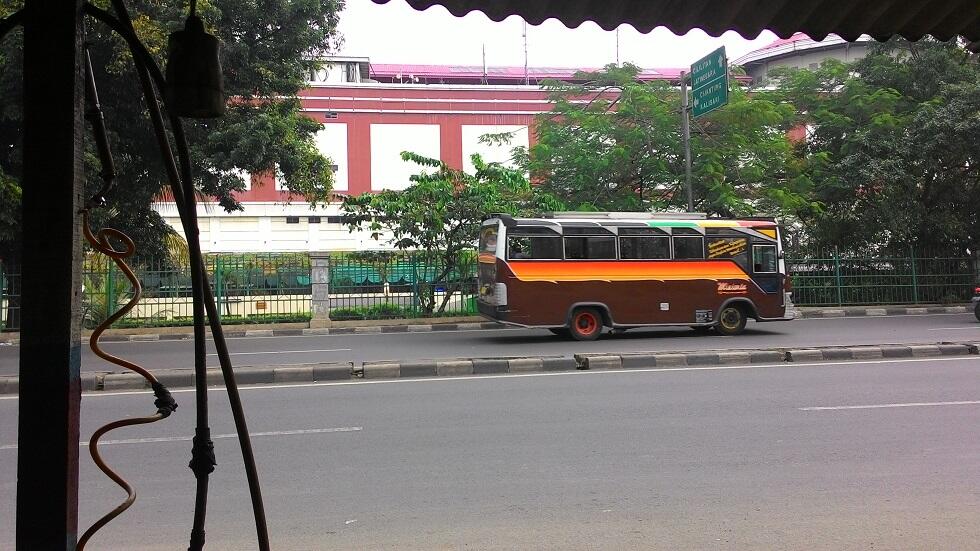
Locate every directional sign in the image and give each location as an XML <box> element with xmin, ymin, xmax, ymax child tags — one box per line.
<box><xmin>690</xmin><ymin>46</ymin><xmax>728</xmax><ymax>117</ymax></box>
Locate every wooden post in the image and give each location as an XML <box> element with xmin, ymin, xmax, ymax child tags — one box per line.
<box><xmin>16</xmin><ymin>0</ymin><xmax>85</xmax><ymax>548</ymax></box>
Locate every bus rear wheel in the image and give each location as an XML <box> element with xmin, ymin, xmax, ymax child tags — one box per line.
<box><xmin>715</xmin><ymin>304</ymin><xmax>747</xmax><ymax>336</ymax></box>
<box><xmin>569</xmin><ymin>307</ymin><xmax>603</xmax><ymax>341</ymax></box>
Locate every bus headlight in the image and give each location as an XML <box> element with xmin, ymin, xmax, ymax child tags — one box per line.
<box><xmin>493</xmin><ymin>283</ymin><xmax>508</xmax><ymax>307</ymax></box>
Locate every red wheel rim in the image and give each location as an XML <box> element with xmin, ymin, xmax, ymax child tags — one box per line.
<box><xmin>575</xmin><ymin>312</ymin><xmax>598</xmax><ymax>335</ymax></box>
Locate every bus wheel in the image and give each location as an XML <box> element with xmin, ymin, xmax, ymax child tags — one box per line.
<box><xmin>569</xmin><ymin>308</ymin><xmax>603</xmax><ymax>341</ymax></box>
<box><xmin>715</xmin><ymin>304</ymin><xmax>747</xmax><ymax>336</ymax></box>
<box><xmin>548</xmin><ymin>328</ymin><xmax>570</xmax><ymax>337</ymax></box>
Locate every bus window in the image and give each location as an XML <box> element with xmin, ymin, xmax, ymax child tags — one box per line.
<box><xmin>673</xmin><ymin>236</ymin><xmax>704</xmax><ymax>259</ymax></box>
<box><xmin>707</xmin><ymin>236</ymin><xmax>749</xmax><ymax>271</ymax></box>
<box><xmin>620</xmin><ymin>236</ymin><xmax>670</xmax><ymax>259</ymax></box>
<box><xmin>564</xmin><ymin>236</ymin><xmax>616</xmax><ymax>260</ymax></box>
<box><xmin>753</xmin><ymin>244</ymin><xmax>778</xmax><ymax>273</ymax></box>
<box><xmin>508</xmin><ymin>235</ymin><xmax>562</xmax><ymax>260</ymax></box>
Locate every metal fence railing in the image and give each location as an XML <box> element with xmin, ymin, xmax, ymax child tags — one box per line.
<box><xmin>78</xmin><ymin>253</ymin><xmax>312</xmax><ymax>330</ymax></box>
<box><xmin>0</xmin><ymin>248</ymin><xmax>975</xmax><ymax>332</ymax></box>
<box><xmin>326</xmin><ymin>250</ymin><xmax>478</xmax><ymax>321</ymax></box>
<box><xmin>786</xmin><ymin>249</ymin><xmax>977</xmax><ymax>306</ymax></box>
<box><xmin>1</xmin><ymin>259</ymin><xmax>20</xmax><ymax>332</ymax></box>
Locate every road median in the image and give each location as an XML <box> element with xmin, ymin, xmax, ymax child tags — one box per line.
<box><xmin>3</xmin><ymin>342</ymin><xmax>977</xmax><ymax>395</ymax></box>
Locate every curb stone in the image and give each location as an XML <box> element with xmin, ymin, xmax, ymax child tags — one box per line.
<box><xmin>2</xmin><ymin>341</ymin><xmax>978</xmax><ymax>395</ymax></box>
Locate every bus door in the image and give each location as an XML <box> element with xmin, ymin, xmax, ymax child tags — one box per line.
<box><xmin>750</xmin><ymin>242</ymin><xmax>780</xmax><ymax>293</ymax></box>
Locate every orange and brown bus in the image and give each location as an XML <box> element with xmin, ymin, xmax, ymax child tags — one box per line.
<box><xmin>476</xmin><ymin>212</ymin><xmax>794</xmax><ymax>340</ymax></box>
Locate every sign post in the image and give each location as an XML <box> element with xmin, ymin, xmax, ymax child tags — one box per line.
<box><xmin>680</xmin><ymin>46</ymin><xmax>729</xmax><ymax>211</ymax></box>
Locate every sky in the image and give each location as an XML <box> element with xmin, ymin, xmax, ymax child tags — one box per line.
<box><xmin>335</xmin><ymin>0</ymin><xmax>781</xmax><ymax>70</ymax></box>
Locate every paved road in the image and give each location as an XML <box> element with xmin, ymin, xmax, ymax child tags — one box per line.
<box><xmin>3</xmin><ymin>355</ymin><xmax>980</xmax><ymax>549</ymax></box>
<box><xmin>1</xmin><ymin>312</ymin><xmax>978</xmax><ymax>376</ymax></box>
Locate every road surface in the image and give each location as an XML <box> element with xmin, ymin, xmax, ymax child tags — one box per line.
<box><xmin>2</xmin><ymin>354</ymin><xmax>980</xmax><ymax>549</ymax></box>
<box><xmin>1</xmin><ymin>311</ymin><xmax>977</xmax><ymax>376</ymax></box>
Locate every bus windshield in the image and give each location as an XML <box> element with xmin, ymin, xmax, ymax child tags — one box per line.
<box><xmin>479</xmin><ymin>225</ymin><xmax>498</xmax><ymax>255</ymax></box>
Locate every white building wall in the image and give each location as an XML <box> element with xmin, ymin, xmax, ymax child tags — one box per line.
<box><xmin>154</xmin><ymin>202</ymin><xmax>398</xmax><ymax>253</ymax></box>
<box><xmin>370</xmin><ymin>124</ymin><xmax>440</xmax><ymax>191</ymax></box>
<box><xmin>460</xmin><ymin>124</ymin><xmax>529</xmax><ymax>174</ymax></box>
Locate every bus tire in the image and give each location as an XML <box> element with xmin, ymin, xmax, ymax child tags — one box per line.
<box><xmin>974</xmin><ymin>301</ymin><xmax>980</xmax><ymax>322</ymax></box>
<box><xmin>548</xmin><ymin>328</ymin><xmax>570</xmax><ymax>337</ymax></box>
<box><xmin>715</xmin><ymin>304</ymin><xmax>747</xmax><ymax>336</ymax></box>
<box><xmin>569</xmin><ymin>307</ymin><xmax>603</xmax><ymax>341</ymax></box>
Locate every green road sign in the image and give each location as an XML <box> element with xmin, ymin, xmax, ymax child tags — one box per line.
<box><xmin>690</xmin><ymin>46</ymin><xmax>728</xmax><ymax>117</ymax></box>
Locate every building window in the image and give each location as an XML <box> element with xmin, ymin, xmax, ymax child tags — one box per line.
<box><xmin>285</xmin><ymin>216</ymin><xmax>300</xmax><ymax>224</ymax></box>
<box><xmin>326</xmin><ymin>216</ymin><xmax>343</xmax><ymax>224</ymax></box>
<box><xmin>308</xmin><ymin>216</ymin><xmax>321</xmax><ymax>224</ymax></box>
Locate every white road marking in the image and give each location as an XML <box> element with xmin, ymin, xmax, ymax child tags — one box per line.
<box><xmin>207</xmin><ymin>348</ymin><xmax>351</xmax><ymax>357</ymax></box>
<box><xmin>0</xmin><ymin>426</ymin><xmax>361</xmax><ymax>450</ymax></box>
<box><xmin>927</xmin><ymin>327</ymin><xmax>979</xmax><ymax>331</ymax></box>
<box><xmin>800</xmin><ymin>400</ymin><xmax>980</xmax><ymax>411</ymax></box>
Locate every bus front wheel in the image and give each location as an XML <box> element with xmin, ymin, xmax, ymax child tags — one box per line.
<box><xmin>569</xmin><ymin>307</ymin><xmax>603</xmax><ymax>341</ymax></box>
<box><xmin>715</xmin><ymin>304</ymin><xmax>747</xmax><ymax>336</ymax></box>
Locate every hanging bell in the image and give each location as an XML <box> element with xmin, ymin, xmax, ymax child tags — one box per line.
<box><xmin>165</xmin><ymin>15</ymin><xmax>225</xmax><ymax>118</ymax></box>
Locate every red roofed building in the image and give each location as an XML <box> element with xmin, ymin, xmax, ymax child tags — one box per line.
<box><xmin>153</xmin><ymin>57</ymin><xmax>742</xmax><ymax>252</ymax></box>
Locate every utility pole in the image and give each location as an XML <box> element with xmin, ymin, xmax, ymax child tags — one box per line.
<box><xmin>680</xmin><ymin>71</ymin><xmax>693</xmax><ymax>212</ymax></box>
<box><xmin>615</xmin><ymin>27</ymin><xmax>620</xmax><ymax>65</ymax></box>
<box><xmin>522</xmin><ymin>20</ymin><xmax>529</xmax><ymax>85</ymax></box>
<box><xmin>17</xmin><ymin>0</ymin><xmax>85</xmax><ymax>548</ymax></box>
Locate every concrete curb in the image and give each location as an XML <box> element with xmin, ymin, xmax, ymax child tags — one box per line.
<box><xmin>4</xmin><ymin>343</ymin><xmax>977</xmax><ymax>395</ymax></box>
<box><xmin>2</xmin><ymin>303</ymin><xmax>972</xmax><ymax>345</ymax></box>
<box><xmin>793</xmin><ymin>305</ymin><xmax>970</xmax><ymax>319</ymax></box>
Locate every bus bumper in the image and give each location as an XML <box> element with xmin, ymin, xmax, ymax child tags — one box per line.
<box><xmin>477</xmin><ymin>300</ymin><xmax>510</xmax><ymax>322</ymax></box>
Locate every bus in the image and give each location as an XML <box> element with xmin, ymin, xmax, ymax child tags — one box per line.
<box><xmin>476</xmin><ymin>212</ymin><xmax>794</xmax><ymax>340</ymax></box>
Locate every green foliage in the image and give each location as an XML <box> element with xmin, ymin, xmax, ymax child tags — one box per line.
<box><xmin>342</xmin><ymin>152</ymin><xmax>555</xmax><ymax>315</ymax></box>
<box><xmin>329</xmin><ymin>303</ymin><xmax>409</xmax><ymax>321</ymax></box>
<box><xmin>768</xmin><ymin>38</ymin><xmax>980</xmax><ymax>254</ymax></box>
<box><xmin>0</xmin><ymin>0</ymin><xmax>343</xmax><ymax>261</ymax></box>
<box><xmin>513</xmin><ymin>63</ymin><xmax>810</xmax><ymax>218</ymax></box>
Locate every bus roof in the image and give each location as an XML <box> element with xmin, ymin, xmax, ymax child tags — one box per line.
<box><xmin>486</xmin><ymin>213</ymin><xmax>777</xmax><ymax>229</ymax></box>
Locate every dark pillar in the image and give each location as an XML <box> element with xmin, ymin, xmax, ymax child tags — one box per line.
<box><xmin>16</xmin><ymin>0</ymin><xmax>85</xmax><ymax>549</ymax></box>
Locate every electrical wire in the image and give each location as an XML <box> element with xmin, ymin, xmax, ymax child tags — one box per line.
<box><xmin>86</xmin><ymin>3</ymin><xmax>270</xmax><ymax>549</ymax></box>
<box><xmin>3</xmin><ymin>4</ymin><xmax>269</xmax><ymax>548</ymax></box>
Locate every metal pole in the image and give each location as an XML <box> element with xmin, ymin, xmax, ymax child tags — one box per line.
<box><xmin>910</xmin><ymin>246</ymin><xmax>919</xmax><ymax>304</ymax></box>
<box><xmin>215</xmin><ymin>257</ymin><xmax>223</xmax><ymax>320</ymax></box>
<box><xmin>16</xmin><ymin>0</ymin><xmax>85</xmax><ymax>547</ymax></box>
<box><xmin>680</xmin><ymin>71</ymin><xmax>693</xmax><ymax>212</ymax></box>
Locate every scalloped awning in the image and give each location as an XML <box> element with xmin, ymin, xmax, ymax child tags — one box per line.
<box><xmin>371</xmin><ymin>0</ymin><xmax>980</xmax><ymax>43</ymax></box>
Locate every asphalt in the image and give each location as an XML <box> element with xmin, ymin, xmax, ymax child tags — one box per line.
<box><xmin>2</xmin><ymin>355</ymin><xmax>980</xmax><ymax>549</ymax></box>
<box><xmin>1</xmin><ymin>311</ymin><xmax>978</xmax><ymax>376</ymax></box>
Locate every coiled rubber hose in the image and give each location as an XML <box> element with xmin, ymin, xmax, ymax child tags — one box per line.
<box><xmin>76</xmin><ymin>211</ymin><xmax>177</xmax><ymax>551</ymax></box>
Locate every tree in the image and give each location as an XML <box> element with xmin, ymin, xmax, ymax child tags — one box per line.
<box><xmin>502</xmin><ymin>63</ymin><xmax>813</xmax><ymax>219</ymax></box>
<box><xmin>341</xmin><ymin>152</ymin><xmax>560</xmax><ymax>316</ymax></box>
<box><xmin>0</xmin><ymin>0</ymin><xmax>343</xmax><ymax>264</ymax></box>
<box><xmin>769</xmin><ymin>39</ymin><xmax>980</xmax><ymax>254</ymax></box>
